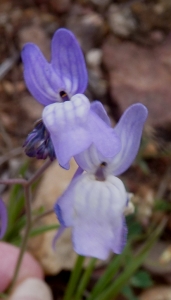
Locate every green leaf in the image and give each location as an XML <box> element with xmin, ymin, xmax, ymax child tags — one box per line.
<box><xmin>4</xmin><ymin>162</ymin><xmax>29</xmax><ymax>242</ymax></box>
<box><xmin>64</xmin><ymin>255</ymin><xmax>85</xmax><ymax>300</ymax></box>
<box><xmin>154</xmin><ymin>200</ymin><xmax>171</xmax><ymax>212</ymax></box>
<box><xmin>87</xmin><ymin>243</ymin><xmax>131</xmax><ymax>300</ymax></box>
<box><xmin>29</xmin><ymin>224</ymin><xmax>59</xmax><ymax>237</ymax></box>
<box><xmin>92</xmin><ymin>220</ymin><xmax>165</xmax><ymax>300</ymax></box>
<box><xmin>126</xmin><ymin>215</ymin><xmax>143</xmax><ymax>239</ymax></box>
<box><xmin>122</xmin><ymin>285</ymin><xmax>138</xmax><ymax>300</ymax></box>
<box><xmin>4</xmin><ymin>184</ymin><xmax>25</xmax><ymax>242</ymax></box>
<box><xmin>74</xmin><ymin>258</ymin><xmax>97</xmax><ymax>300</ymax></box>
<box><xmin>130</xmin><ymin>270</ymin><xmax>153</xmax><ymax>288</ymax></box>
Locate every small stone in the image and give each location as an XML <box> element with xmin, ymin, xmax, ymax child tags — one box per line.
<box><xmin>86</xmin><ymin>49</ymin><xmax>102</xmax><ymax>68</ymax></box>
<box><xmin>143</xmin><ymin>241</ymin><xmax>171</xmax><ymax>276</ymax></box>
<box><xmin>2</xmin><ymin>81</ymin><xmax>14</xmax><ymax>95</ymax></box>
<box><xmin>108</xmin><ymin>4</ymin><xmax>137</xmax><ymax>38</ymax></box>
<box><xmin>139</xmin><ymin>286</ymin><xmax>171</xmax><ymax>300</ymax></box>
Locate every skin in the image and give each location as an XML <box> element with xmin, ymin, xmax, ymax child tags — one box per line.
<box><xmin>0</xmin><ymin>242</ymin><xmax>52</xmax><ymax>300</ymax></box>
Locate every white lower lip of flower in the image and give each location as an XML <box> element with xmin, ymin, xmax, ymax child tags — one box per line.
<box><xmin>70</xmin><ymin>173</ymin><xmax>127</xmax><ymax>259</ymax></box>
<box><xmin>42</xmin><ymin>94</ymin><xmax>90</xmax><ymax>131</ymax></box>
<box><xmin>73</xmin><ymin>173</ymin><xmax>127</xmax><ymax>220</ymax></box>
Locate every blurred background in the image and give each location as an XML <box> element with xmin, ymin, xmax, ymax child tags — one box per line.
<box><xmin>1</xmin><ymin>0</ymin><xmax>171</xmax><ymax>299</ymax></box>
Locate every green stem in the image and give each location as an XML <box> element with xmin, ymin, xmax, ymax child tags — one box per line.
<box><xmin>64</xmin><ymin>255</ymin><xmax>85</xmax><ymax>300</ymax></box>
<box><xmin>8</xmin><ymin>186</ymin><xmax>32</xmax><ymax>292</ymax></box>
<box><xmin>75</xmin><ymin>258</ymin><xmax>97</xmax><ymax>300</ymax></box>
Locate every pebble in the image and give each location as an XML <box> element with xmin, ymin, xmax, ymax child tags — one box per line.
<box><xmin>86</xmin><ymin>48</ymin><xmax>102</xmax><ymax>68</ymax></box>
<box><xmin>108</xmin><ymin>4</ymin><xmax>136</xmax><ymax>38</ymax></box>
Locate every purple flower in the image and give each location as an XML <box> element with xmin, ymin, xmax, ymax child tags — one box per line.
<box><xmin>22</xmin><ymin>28</ymin><xmax>87</xmax><ymax>161</ymax></box>
<box><xmin>22</xmin><ymin>28</ymin><xmax>121</xmax><ymax>168</ymax></box>
<box><xmin>21</xmin><ymin>28</ymin><xmax>88</xmax><ymax>106</ymax></box>
<box><xmin>0</xmin><ymin>199</ymin><xmax>8</xmax><ymax>239</ymax></box>
<box><xmin>43</xmin><ymin>98</ymin><xmax>120</xmax><ymax>169</ymax></box>
<box><xmin>54</xmin><ymin>104</ymin><xmax>148</xmax><ymax>259</ymax></box>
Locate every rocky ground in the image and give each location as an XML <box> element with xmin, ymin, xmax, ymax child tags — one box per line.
<box><xmin>1</xmin><ymin>0</ymin><xmax>171</xmax><ymax>299</ymax></box>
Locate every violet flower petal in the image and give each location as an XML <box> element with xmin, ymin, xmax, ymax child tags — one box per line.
<box><xmin>75</xmin><ymin>104</ymin><xmax>147</xmax><ymax>175</ymax></box>
<box><xmin>51</xmin><ymin>28</ymin><xmax>88</xmax><ymax>96</ymax></box>
<box><xmin>55</xmin><ymin>173</ymin><xmax>127</xmax><ymax>259</ymax></box>
<box><xmin>72</xmin><ymin>174</ymin><xmax>127</xmax><ymax>259</ymax></box>
<box><xmin>0</xmin><ymin>199</ymin><xmax>8</xmax><ymax>239</ymax></box>
<box><xmin>87</xmin><ymin>110</ymin><xmax>121</xmax><ymax>158</ymax></box>
<box><xmin>54</xmin><ymin>176</ymin><xmax>80</xmax><ymax>227</ymax></box>
<box><xmin>109</xmin><ymin>103</ymin><xmax>148</xmax><ymax>176</ymax></box>
<box><xmin>90</xmin><ymin>101</ymin><xmax>111</xmax><ymax>127</ymax></box>
<box><xmin>22</xmin><ymin>44</ymin><xmax>63</xmax><ymax>106</ymax></box>
<box><xmin>43</xmin><ymin>93</ymin><xmax>121</xmax><ymax>169</ymax></box>
<box><xmin>112</xmin><ymin>216</ymin><xmax>128</xmax><ymax>254</ymax></box>
<box><xmin>74</xmin><ymin>144</ymin><xmax>101</xmax><ymax>173</ymax></box>
<box><xmin>42</xmin><ymin>94</ymin><xmax>91</xmax><ymax>169</ymax></box>
<box><xmin>74</xmin><ymin>111</ymin><xmax>121</xmax><ymax>171</ymax></box>
<box><xmin>22</xmin><ymin>29</ymin><xmax>88</xmax><ymax>106</ymax></box>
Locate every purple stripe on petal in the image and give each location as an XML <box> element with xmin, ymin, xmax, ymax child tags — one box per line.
<box><xmin>110</xmin><ymin>103</ymin><xmax>148</xmax><ymax>176</ymax></box>
<box><xmin>21</xmin><ymin>43</ymin><xmax>64</xmax><ymax>106</ymax></box>
<box><xmin>51</xmin><ymin>28</ymin><xmax>88</xmax><ymax>96</ymax></box>
<box><xmin>55</xmin><ymin>204</ymin><xmax>65</xmax><ymax>227</ymax></box>
<box><xmin>0</xmin><ymin>199</ymin><xmax>8</xmax><ymax>239</ymax></box>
